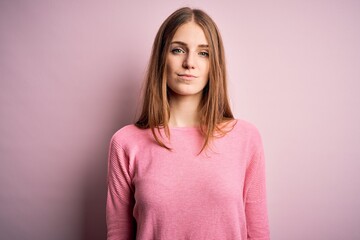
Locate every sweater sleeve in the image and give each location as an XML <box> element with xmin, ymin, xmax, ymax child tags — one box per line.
<box><xmin>106</xmin><ymin>135</ymin><xmax>136</xmax><ymax>240</ymax></box>
<box><xmin>244</xmin><ymin>140</ymin><xmax>270</xmax><ymax>239</ymax></box>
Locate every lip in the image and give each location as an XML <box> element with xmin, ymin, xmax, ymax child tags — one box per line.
<box><xmin>177</xmin><ymin>73</ymin><xmax>198</xmax><ymax>80</ymax></box>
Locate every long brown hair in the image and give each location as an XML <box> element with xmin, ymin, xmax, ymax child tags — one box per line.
<box><xmin>135</xmin><ymin>7</ymin><xmax>234</xmax><ymax>152</ymax></box>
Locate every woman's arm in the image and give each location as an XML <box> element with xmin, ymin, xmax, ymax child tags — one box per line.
<box><xmin>106</xmin><ymin>136</ymin><xmax>136</xmax><ymax>240</ymax></box>
<box><xmin>244</xmin><ymin>141</ymin><xmax>270</xmax><ymax>239</ymax></box>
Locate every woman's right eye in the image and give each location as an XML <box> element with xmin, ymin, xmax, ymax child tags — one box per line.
<box><xmin>171</xmin><ymin>48</ymin><xmax>185</xmax><ymax>54</ymax></box>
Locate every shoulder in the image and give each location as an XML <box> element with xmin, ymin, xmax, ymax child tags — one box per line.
<box><xmin>226</xmin><ymin>118</ymin><xmax>263</xmax><ymax>147</ymax></box>
<box><xmin>233</xmin><ymin>118</ymin><xmax>261</xmax><ymax>135</ymax></box>
<box><xmin>110</xmin><ymin>124</ymin><xmax>151</xmax><ymax>148</ymax></box>
<box><xmin>110</xmin><ymin>124</ymin><xmax>151</xmax><ymax>149</ymax></box>
<box><xmin>112</xmin><ymin>124</ymin><xmax>143</xmax><ymax>139</ymax></box>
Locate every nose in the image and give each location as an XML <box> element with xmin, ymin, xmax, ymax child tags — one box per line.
<box><xmin>182</xmin><ymin>53</ymin><xmax>196</xmax><ymax>69</ymax></box>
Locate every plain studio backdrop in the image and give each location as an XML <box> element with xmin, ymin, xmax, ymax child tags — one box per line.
<box><xmin>1</xmin><ymin>0</ymin><xmax>359</xmax><ymax>239</ymax></box>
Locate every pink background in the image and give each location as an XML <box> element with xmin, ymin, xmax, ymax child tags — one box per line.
<box><xmin>1</xmin><ymin>0</ymin><xmax>360</xmax><ymax>239</ymax></box>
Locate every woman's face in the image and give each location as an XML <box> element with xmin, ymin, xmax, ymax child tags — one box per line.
<box><xmin>166</xmin><ymin>21</ymin><xmax>210</xmax><ymax>98</ymax></box>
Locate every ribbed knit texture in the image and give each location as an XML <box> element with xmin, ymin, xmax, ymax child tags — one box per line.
<box><xmin>106</xmin><ymin>119</ymin><xmax>270</xmax><ymax>240</ymax></box>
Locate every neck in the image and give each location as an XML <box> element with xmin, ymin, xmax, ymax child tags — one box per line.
<box><xmin>168</xmin><ymin>94</ymin><xmax>202</xmax><ymax>127</ymax></box>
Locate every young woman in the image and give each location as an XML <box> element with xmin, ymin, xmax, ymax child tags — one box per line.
<box><xmin>107</xmin><ymin>7</ymin><xmax>270</xmax><ymax>240</ymax></box>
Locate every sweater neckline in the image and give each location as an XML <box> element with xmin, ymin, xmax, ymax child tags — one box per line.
<box><xmin>169</xmin><ymin>126</ymin><xmax>200</xmax><ymax>131</ymax></box>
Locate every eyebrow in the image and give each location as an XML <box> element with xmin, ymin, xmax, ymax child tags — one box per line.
<box><xmin>170</xmin><ymin>41</ymin><xmax>209</xmax><ymax>48</ymax></box>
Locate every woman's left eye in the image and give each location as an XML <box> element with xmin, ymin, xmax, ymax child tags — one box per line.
<box><xmin>199</xmin><ymin>51</ymin><xmax>209</xmax><ymax>57</ymax></box>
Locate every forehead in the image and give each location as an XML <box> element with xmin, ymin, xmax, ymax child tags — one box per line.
<box><xmin>171</xmin><ymin>21</ymin><xmax>208</xmax><ymax>45</ymax></box>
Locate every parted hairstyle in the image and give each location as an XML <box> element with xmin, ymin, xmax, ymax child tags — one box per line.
<box><xmin>135</xmin><ymin>7</ymin><xmax>234</xmax><ymax>152</ymax></box>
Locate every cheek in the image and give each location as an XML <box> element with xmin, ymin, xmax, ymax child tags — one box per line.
<box><xmin>200</xmin><ymin>57</ymin><xmax>209</xmax><ymax>69</ymax></box>
<box><xmin>166</xmin><ymin>64</ymin><xmax>173</xmax><ymax>79</ymax></box>
<box><xmin>166</xmin><ymin>58</ymin><xmax>176</xmax><ymax>74</ymax></box>
<box><xmin>203</xmin><ymin>62</ymin><xmax>210</xmax><ymax>77</ymax></box>
<box><xmin>165</xmin><ymin>59</ymin><xmax>170</xmax><ymax>70</ymax></box>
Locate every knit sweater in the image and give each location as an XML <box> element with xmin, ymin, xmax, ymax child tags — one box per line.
<box><xmin>106</xmin><ymin>119</ymin><xmax>270</xmax><ymax>240</ymax></box>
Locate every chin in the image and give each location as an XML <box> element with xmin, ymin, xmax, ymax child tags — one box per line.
<box><xmin>171</xmin><ymin>90</ymin><xmax>203</xmax><ymax>97</ymax></box>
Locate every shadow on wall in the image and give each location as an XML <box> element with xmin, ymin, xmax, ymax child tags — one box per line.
<box><xmin>80</xmin><ymin>71</ymin><xmax>141</xmax><ymax>240</ymax></box>
<box><xmin>82</xmin><ymin>150</ymin><xmax>108</xmax><ymax>240</ymax></box>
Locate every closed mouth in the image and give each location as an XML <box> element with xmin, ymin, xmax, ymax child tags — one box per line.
<box><xmin>177</xmin><ymin>73</ymin><xmax>198</xmax><ymax>78</ymax></box>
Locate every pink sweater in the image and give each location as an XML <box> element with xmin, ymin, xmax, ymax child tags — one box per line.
<box><xmin>106</xmin><ymin>119</ymin><xmax>270</xmax><ymax>240</ymax></box>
